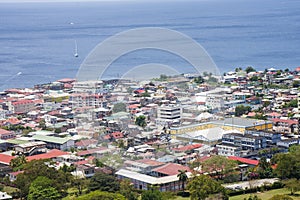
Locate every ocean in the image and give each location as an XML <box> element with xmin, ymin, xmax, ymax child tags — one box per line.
<box><xmin>0</xmin><ymin>0</ymin><xmax>299</xmax><ymax>90</ymax></box>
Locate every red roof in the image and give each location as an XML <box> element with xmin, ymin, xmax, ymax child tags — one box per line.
<box><xmin>0</xmin><ymin>128</ymin><xmax>11</xmax><ymax>135</ymax></box>
<box><xmin>112</xmin><ymin>132</ymin><xmax>124</xmax><ymax>139</ymax></box>
<box><xmin>75</xmin><ymin>139</ymin><xmax>98</xmax><ymax>147</ymax></box>
<box><xmin>27</xmin><ymin>149</ymin><xmax>69</xmax><ymax>161</ymax></box>
<box><xmin>12</xmin><ymin>99</ymin><xmax>34</xmax><ymax>106</ymax></box>
<box><xmin>128</xmin><ymin>104</ymin><xmax>139</xmax><ymax>109</ymax></box>
<box><xmin>0</xmin><ymin>154</ymin><xmax>15</xmax><ymax>165</ymax></box>
<box><xmin>77</xmin><ymin>147</ymin><xmax>107</xmax><ymax>156</ymax></box>
<box><xmin>152</xmin><ymin>163</ymin><xmax>191</xmax><ymax>176</ymax></box>
<box><xmin>56</xmin><ymin>78</ymin><xmax>76</xmax><ymax>83</ymax></box>
<box><xmin>266</xmin><ymin>112</ymin><xmax>281</xmax><ymax>117</ymax></box>
<box><xmin>172</xmin><ymin>144</ymin><xmax>202</xmax><ymax>152</ymax></box>
<box><xmin>136</xmin><ymin>159</ymin><xmax>164</xmax><ymax>167</ymax></box>
<box><xmin>228</xmin><ymin>156</ymin><xmax>259</xmax><ymax>165</ymax></box>
<box><xmin>272</xmin><ymin>118</ymin><xmax>298</xmax><ymax>125</ymax></box>
<box><xmin>9</xmin><ymin>171</ymin><xmax>24</xmax><ymax>176</ymax></box>
<box><xmin>247</xmin><ymin>112</ymin><xmax>256</xmax><ymax>117</ymax></box>
<box><xmin>5</xmin><ymin>117</ymin><xmax>21</xmax><ymax>125</ymax></box>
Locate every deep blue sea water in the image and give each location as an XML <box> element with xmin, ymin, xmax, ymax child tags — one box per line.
<box><xmin>0</xmin><ymin>0</ymin><xmax>300</xmax><ymax>90</ymax></box>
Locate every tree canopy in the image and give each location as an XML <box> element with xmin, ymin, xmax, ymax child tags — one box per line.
<box><xmin>14</xmin><ymin>160</ymin><xmax>70</xmax><ymax>199</ymax></box>
<box><xmin>141</xmin><ymin>186</ymin><xmax>163</xmax><ymax>200</ymax></box>
<box><xmin>201</xmin><ymin>155</ymin><xmax>238</xmax><ymax>180</ymax></box>
<box><xmin>273</xmin><ymin>145</ymin><xmax>300</xmax><ymax>179</ymax></box>
<box><xmin>76</xmin><ymin>190</ymin><xmax>125</xmax><ymax>200</ymax></box>
<box><xmin>88</xmin><ymin>172</ymin><xmax>120</xmax><ymax>192</ymax></box>
<box><xmin>113</xmin><ymin>102</ymin><xmax>127</xmax><ymax>113</ymax></box>
<box><xmin>135</xmin><ymin>115</ymin><xmax>147</xmax><ymax>128</ymax></box>
<box><xmin>187</xmin><ymin>174</ymin><xmax>225</xmax><ymax>200</ymax></box>
<box><xmin>28</xmin><ymin>176</ymin><xmax>61</xmax><ymax>200</ymax></box>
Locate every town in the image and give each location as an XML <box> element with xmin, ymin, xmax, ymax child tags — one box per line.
<box><xmin>0</xmin><ymin>66</ymin><xmax>300</xmax><ymax>200</ymax></box>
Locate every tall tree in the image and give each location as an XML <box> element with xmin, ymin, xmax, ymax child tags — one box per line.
<box><xmin>187</xmin><ymin>174</ymin><xmax>225</xmax><ymax>200</ymax></box>
<box><xmin>177</xmin><ymin>170</ymin><xmax>188</xmax><ymax>191</ymax></box>
<box><xmin>245</xmin><ymin>66</ymin><xmax>256</xmax><ymax>74</ymax></box>
<box><xmin>257</xmin><ymin>157</ymin><xmax>273</xmax><ymax>178</ymax></box>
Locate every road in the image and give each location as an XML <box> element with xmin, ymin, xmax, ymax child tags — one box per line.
<box><xmin>223</xmin><ymin>178</ymin><xmax>280</xmax><ymax>190</ymax></box>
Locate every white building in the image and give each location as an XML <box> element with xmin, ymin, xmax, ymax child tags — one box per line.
<box><xmin>73</xmin><ymin>80</ymin><xmax>104</xmax><ymax>94</ymax></box>
<box><xmin>157</xmin><ymin>104</ymin><xmax>181</xmax><ymax>121</ymax></box>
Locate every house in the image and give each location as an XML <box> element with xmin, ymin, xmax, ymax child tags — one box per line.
<box><xmin>73</xmin><ymin>164</ymin><xmax>95</xmax><ymax>178</ymax></box>
<box><xmin>0</xmin><ymin>129</ymin><xmax>15</xmax><ymax>140</ymax></box>
<box><xmin>75</xmin><ymin>139</ymin><xmax>98</xmax><ymax>149</ymax></box>
<box><xmin>8</xmin><ymin>171</ymin><xmax>24</xmax><ymax>182</ymax></box>
<box><xmin>76</xmin><ymin>147</ymin><xmax>110</xmax><ymax>157</ymax></box>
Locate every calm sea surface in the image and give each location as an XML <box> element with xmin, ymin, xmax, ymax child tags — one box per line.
<box><xmin>0</xmin><ymin>0</ymin><xmax>299</xmax><ymax>90</ymax></box>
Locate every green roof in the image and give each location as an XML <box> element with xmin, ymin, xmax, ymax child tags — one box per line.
<box><xmin>6</xmin><ymin>139</ymin><xmax>28</xmax><ymax>145</ymax></box>
<box><xmin>32</xmin><ymin>135</ymin><xmax>72</xmax><ymax>144</ymax></box>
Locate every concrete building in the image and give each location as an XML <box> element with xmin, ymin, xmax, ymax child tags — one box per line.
<box><xmin>217</xmin><ymin>132</ymin><xmax>267</xmax><ymax>157</ymax></box>
<box><xmin>8</xmin><ymin>99</ymin><xmax>35</xmax><ymax>114</ymax></box>
<box><xmin>72</xmin><ymin>80</ymin><xmax>104</xmax><ymax>94</ymax></box>
<box><xmin>69</xmin><ymin>93</ymin><xmax>107</xmax><ymax>109</ymax></box>
<box><xmin>156</xmin><ymin>104</ymin><xmax>181</xmax><ymax>126</ymax></box>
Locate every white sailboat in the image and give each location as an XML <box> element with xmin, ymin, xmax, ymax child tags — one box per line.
<box><xmin>74</xmin><ymin>40</ymin><xmax>78</xmax><ymax>57</ymax></box>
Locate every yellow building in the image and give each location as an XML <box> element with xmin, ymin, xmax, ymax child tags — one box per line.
<box><xmin>170</xmin><ymin>117</ymin><xmax>272</xmax><ymax>135</ymax></box>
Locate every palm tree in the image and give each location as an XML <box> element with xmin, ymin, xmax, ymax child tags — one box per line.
<box><xmin>177</xmin><ymin>170</ymin><xmax>188</xmax><ymax>191</ymax></box>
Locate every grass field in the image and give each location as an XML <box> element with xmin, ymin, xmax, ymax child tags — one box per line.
<box><xmin>229</xmin><ymin>188</ymin><xmax>300</xmax><ymax>200</ymax></box>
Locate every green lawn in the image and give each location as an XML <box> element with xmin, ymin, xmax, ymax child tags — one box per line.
<box><xmin>229</xmin><ymin>188</ymin><xmax>300</xmax><ymax>200</ymax></box>
<box><xmin>174</xmin><ymin>197</ymin><xmax>189</xmax><ymax>200</ymax></box>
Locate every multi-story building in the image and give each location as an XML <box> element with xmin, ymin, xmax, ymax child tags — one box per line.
<box><xmin>245</xmin><ymin>130</ymin><xmax>281</xmax><ymax>145</ymax></box>
<box><xmin>156</xmin><ymin>104</ymin><xmax>181</xmax><ymax>126</ymax></box>
<box><xmin>222</xmin><ymin>133</ymin><xmax>266</xmax><ymax>150</ymax></box>
<box><xmin>8</xmin><ymin>99</ymin><xmax>35</xmax><ymax>114</ymax></box>
<box><xmin>206</xmin><ymin>94</ymin><xmax>224</xmax><ymax>111</ymax></box>
<box><xmin>217</xmin><ymin>132</ymin><xmax>266</xmax><ymax>156</ymax></box>
<box><xmin>69</xmin><ymin>93</ymin><xmax>107</xmax><ymax>108</ymax></box>
<box><xmin>216</xmin><ymin>143</ymin><xmax>241</xmax><ymax>157</ymax></box>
